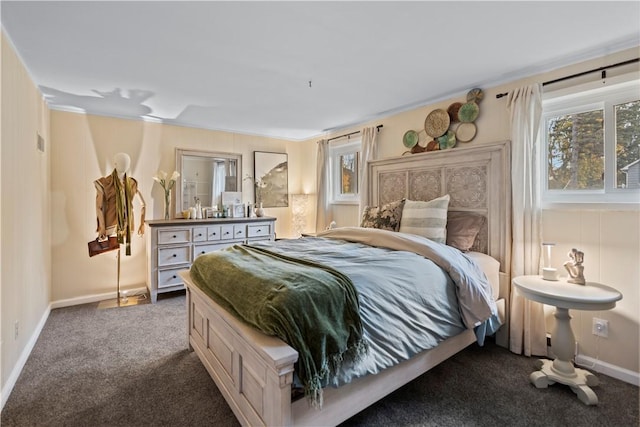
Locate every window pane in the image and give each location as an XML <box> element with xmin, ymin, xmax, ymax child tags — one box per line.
<box><xmin>547</xmin><ymin>109</ymin><xmax>604</xmax><ymax>190</ymax></box>
<box><xmin>615</xmin><ymin>100</ymin><xmax>640</xmax><ymax>189</ymax></box>
<box><xmin>340</xmin><ymin>153</ymin><xmax>358</xmax><ymax>195</ymax></box>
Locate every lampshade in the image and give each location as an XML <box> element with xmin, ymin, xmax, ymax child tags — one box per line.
<box><xmin>292</xmin><ymin>194</ymin><xmax>311</xmax><ymax>237</ymax></box>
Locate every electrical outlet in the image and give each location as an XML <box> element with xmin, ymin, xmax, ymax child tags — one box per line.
<box><xmin>592</xmin><ymin>318</ymin><xmax>609</xmax><ymax>338</ymax></box>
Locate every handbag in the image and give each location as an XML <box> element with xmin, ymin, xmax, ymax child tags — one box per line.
<box><xmin>88</xmin><ymin>236</ymin><xmax>120</xmax><ymax>257</ymax></box>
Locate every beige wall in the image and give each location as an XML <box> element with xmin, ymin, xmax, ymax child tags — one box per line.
<box><xmin>312</xmin><ymin>47</ymin><xmax>639</xmax><ymax>377</ymax></box>
<box><xmin>1</xmin><ymin>25</ymin><xmax>637</xmax><ymax>403</ymax></box>
<box><xmin>543</xmin><ymin>209</ymin><xmax>639</xmax><ymax>373</ymax></box>
<box><xmin>1</xmin><ymin>33</ymin><xmax>51</xmax><ymax>400</ymax></box>
<box><xmin>49</xmin><ymin>112</ymin><xmax>314</xmax><ymax>302</ymax></box>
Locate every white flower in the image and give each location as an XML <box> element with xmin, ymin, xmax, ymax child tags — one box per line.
<box><xmin>153</xmin><ymin>170</ymin><xmax>180</xmax><ymax>192</ymax></box>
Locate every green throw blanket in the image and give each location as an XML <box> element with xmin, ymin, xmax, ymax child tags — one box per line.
<box><xmin>189</xmin><ymin>244</ymin><xmax>368</xmax><ymax>407</ymax></box>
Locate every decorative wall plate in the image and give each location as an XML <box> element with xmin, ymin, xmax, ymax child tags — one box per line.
<box><xmin>458</xmin><ymin>102</ymin><xmax>479</xmax><ymax>123</ymax></box>
<box><xmin>447</xmin><ymin>102</ymin><xmax>462</xmax><ymax>123</ymax></box>
<box><xmin>467</xmin><ymin>88</ymin><xmax>484</xmax><ymax>103</ymax></box>
<box><xmin>426</xmin><ymin>140</ymin><xmax>440</xmax><ymax>151</ymax></box>
<box><xmin>437</xmin><ymin>130</ymin><xmax>457</xmax><ymax>149</ymax></box>
<box><xmin>403</xmin><ymin>130</ymin><xmax>419</xmax><ymax>148</ymax></box>
<box><xmin>456</xmin><ymin>122</ymin><xmax>477</xmax><ymax>142</ymax></box>
<box><xmin>411</xmin><ymin>143</ymin><xmax>426</xmax><ymax>154</ymax></box>
<box><xmin>424</xmin><ymin>109</ymin><xmax>450</xmax><ymax>138</ymax></box>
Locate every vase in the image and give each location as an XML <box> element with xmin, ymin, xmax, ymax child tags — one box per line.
<box><xmin>255</xmin><ymin>202</ymin><xmax>265</xmax><ymax>217</ymax></box>
<box><xmin>164</xmin><ymin>189</ymin><xmax>171</xmax><ymax>220</ymax></box>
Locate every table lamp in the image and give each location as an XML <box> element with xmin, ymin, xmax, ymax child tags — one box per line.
<box><xmin>542</xmin><ymin>242</ymin><xmax>558</xmax><ymax>281</ymax></box>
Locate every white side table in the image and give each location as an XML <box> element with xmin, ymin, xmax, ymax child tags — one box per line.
<box><xmin>512</xmin><ymin>275</ymin><xmax>622</xmax><ymax>405</ymax></box>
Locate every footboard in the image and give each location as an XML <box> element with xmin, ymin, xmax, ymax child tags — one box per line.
<box><xmin>181</xmin><ymin>269</ymin><xmax>491</xmax><ymax>427</ymax></box>
<box><xmin>181</xmin><ymin>271</ymin><xmax>298</xmax><ymax>426</ymax></box>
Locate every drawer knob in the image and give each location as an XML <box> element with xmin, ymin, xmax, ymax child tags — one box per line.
<box><xmin>172</xmin><ymin>235</ymin><xmax>177</xmax><ymax>238</ymax></box>
<box><xmin>212</xmin><ymin>232</ymin><xmax>217</xmax><ymax>235</ymax></box>
<box><xmin>236</xmin><ymin>230</ymin><xmax>242</xmax><ymax>234</ymax></box>
<box><xmin>201</xmin><ymin>251</ymin><xmax>205</xmax><ymax>254</ymax></box>
<box><xmin>257</xmin><ymin>229</ymin><xmax>261</xmax><ymax>232</ymax></box>
<box><xmin>172</xmin><ymin>254</ymin><xmax>177</xmax><ymax>257</ymax></box>
<box><xmin>225</xmin><ymin>232</ymin><xmax>230</xmax><ymax>235</ymax></box>
<box><xmin>173</xmin><ymin>275</ymin><xmax>177</xmax><ymax>279</ymax></box>
<box><xmin>198</xmin><ymin>233</ymin><xmax>202</xmax><ymax>237</ymax></box>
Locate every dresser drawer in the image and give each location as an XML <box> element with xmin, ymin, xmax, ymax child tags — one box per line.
<box><xmin>158</xmin><ymin>245</ymin><xmax>191</xmax><ymax>267</ymax></box>
<box><xmin>233</xmin><ymin>224</ymin><xmax>246</xmax><ymax>240</ymax></box>
<box><xmin>194</xmin><ymin>243</ymin><xmax>230</xmax><ymax>259</ymax></box>
<box><xmin>158</xmin><ymin>267</ymin><xmax>185</xmax><ymax>289</ymax></box>
<box><xmin>193</xmin><ymin>227</ymin><xmax>207</xmax><ymax>242</ymax></box>
<box><xmin>158</xmin><ymin>229</ymin><xmax>190</xmax><ymax>245</ymax></box>
<box><xmin>220</xmin><ymin>225</ymin><xmax>235</xmax><ymax>240</ymax></box>
<box><xmin>247</xmin><ymin>224</ymin><xmax>271</xmax><ymax>238</ymax></box>
<box><xmin>207</xmin><ymin>226</ymin><xmax>222</xmax><ymax>241</ymax></box>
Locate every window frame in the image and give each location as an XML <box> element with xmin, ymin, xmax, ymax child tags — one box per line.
<box><xmin>329</xmin><ymin>138</ymin><xmax>361</xmax><ymax>205</ymax></box>
<box><xmin>541</xmin><ymin>75</ymin><xmax>640</xmax><ymax>209</ymax></box>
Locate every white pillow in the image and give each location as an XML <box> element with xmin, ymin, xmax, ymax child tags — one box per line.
<box><xmin>399</xmin><ymin>195</ymin><xmax>450</xmax><ymax>243</ymax></box>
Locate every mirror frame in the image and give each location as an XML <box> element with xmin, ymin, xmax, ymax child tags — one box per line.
<box><xmin>175</xmin><ymin>148</ymin><xmax>242</xmax><ymax>217</ymax></box>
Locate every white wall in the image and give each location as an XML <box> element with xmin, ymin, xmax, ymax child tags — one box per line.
<box><xmin>1</xmin><ymin>32</ymin><xmax>51</xmax><ymax>406</ymax></box>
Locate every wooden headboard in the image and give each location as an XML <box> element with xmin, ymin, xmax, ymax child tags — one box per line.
<box><xmin>367</xmin><ymin>140</ymin><xmax>511</xmax><ymax>276</ymax></box>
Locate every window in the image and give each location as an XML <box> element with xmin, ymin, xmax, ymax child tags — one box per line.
<box><xmin>329</xmin><ymin>138</ymin><xmax>361</xmax><ymax>204</ymax></box>
<box><xmin>542</xmin><ymin>77</ymin><xmax>640</xmax><ymax>206</ymax></box>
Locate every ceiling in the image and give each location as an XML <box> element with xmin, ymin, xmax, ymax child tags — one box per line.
<box><xmin>2</xmin><ymin>1</ymin><xmax>639</xmax><ymax>141</ymax></box>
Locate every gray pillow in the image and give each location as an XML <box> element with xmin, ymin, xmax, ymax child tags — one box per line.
<box><xmin>446</xmin><ymin>211</ymin><xmax>485</xmax><ymax>251</ymax></box>
<box><xmin>360</xmin><ymin>199</ymin><xmax>406</xmax><ymax>232</ymax></box>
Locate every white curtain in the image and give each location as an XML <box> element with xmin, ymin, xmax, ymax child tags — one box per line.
<box><xmin>359</xmin><ymin>127</ymin><xmax>378</xmax><ymax>218</ymax></box>
<box><xmin>211</xmin><ymin>161</ymin><xmax>226</xmax><ymax>209</ymax></box>
<box><xmin>315</xmin><ymin>139</ymin><xmax>331</xmax><ymax>232</ymax></box>
<box><xmin>508</xmin><ymin>84</ymin><xmax>547</xmax><ymax>356</ymax></box>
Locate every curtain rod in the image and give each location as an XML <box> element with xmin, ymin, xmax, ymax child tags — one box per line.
<box><xmin>327</xmin><ymin>124</ymin><xmax>383</xmax><ymax>142</ymax></box>
<box><xmin>495</xmin><ymin>57</ymin><xmax>639</xmax><ymax>99</ymax></box>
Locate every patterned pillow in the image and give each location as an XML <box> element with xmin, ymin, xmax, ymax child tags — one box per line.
<box><xmin>398</xmin><ymin>195</ymin><xmax>450</xmax><ymax>243</ymax></box>
<box><xmin>360</xmin><ymin>199</ymin><xmax>406</xmax><ymax>232</ymax></box>
<box><xmin>446</xmin><ymin>211</ymin><xmax>485</xmax><ymax>251</ymax></box>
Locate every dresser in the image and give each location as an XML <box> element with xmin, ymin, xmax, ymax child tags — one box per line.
<box><xmin>146</xmin><ymin>217</ymin><xmax>276</xmax><ymax>303</ymax></box>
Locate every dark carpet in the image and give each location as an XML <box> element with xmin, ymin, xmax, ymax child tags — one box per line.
<box><xmin>2</xmin><ymin>292</ymin><xmax>638</xmax><ymax>426</ymax></box>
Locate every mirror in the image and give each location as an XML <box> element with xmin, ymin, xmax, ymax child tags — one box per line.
<box><xmin>175</xmin><ymin>149</ymin><xmax>242</xmax><ymax>215</ymax></box>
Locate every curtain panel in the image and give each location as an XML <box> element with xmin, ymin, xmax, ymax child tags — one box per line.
<box><xmin>358</xmin><ymin>127</ymin><xmax>378</xmax><ymax>219</ymax></box>
<box><xmin>315</xmin><ymin>139</ymin><xmax>330</xmax><ymax>232</ymax></box>
<box><xmin>508</xmin><ymin>84</ymin><xmax>547</xmax><ymax>356</ymax></box>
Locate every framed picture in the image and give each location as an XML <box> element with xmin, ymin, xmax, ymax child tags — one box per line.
<box><xmin>254</xmin><ymin>151</ymin><xmax>289</xmax><ymax>207</ymax></box>
<box><xmin>222</xmin><ymin>191</ymin><xmax>242</xmax><ymax>206</ymax></box>
<box><xmin>232</xmin><ymin>203</ymin><xmax>246</xmax><ymax>218</ymax></box>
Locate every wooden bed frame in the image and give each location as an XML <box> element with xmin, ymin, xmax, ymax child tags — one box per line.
<box><xmin>180</xmin><ymin>140</ymin><xmax>511</xmax><ymax>426</ymax></box>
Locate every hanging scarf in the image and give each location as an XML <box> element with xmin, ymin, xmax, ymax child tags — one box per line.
<box><xmin>112</xmin><ymin>169</ymin><xmax>135</xmax><ymax>256</ymax></box>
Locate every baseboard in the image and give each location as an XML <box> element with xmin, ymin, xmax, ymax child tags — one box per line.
<box><xmin>546</xmin><ymin>335</ymin><xmax>638</xmax><ymax>386</ymax></box>
<box><xmin>575</xmin><ymin>354</ymin><xmax>640</xmax><ymax>387</ymax></box>
<box><xmin>1</xmin><ymin>304</ymin><xmax>51</xmax><ymax>411</ymax></box>
<box><xmin>50</xmin><ymin>286</ymin><xmax>148</xmax><ymax>309</ymax></box>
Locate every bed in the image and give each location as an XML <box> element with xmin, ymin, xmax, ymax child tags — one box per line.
<box><xmin>180</xmin><ymin>140</ymin><xmax>511</xmax><ymax>426</ymax></box>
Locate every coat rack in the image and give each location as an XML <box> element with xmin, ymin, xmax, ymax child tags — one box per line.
<box><xmin>97</xmin><ymin>246</ymin><xmax>148</xmax><ymax>309</ymax></box>
<box><xmin>95</xmin><ymin>153</ymin><xmax>149</xmax><ymax>309</ymax></box>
